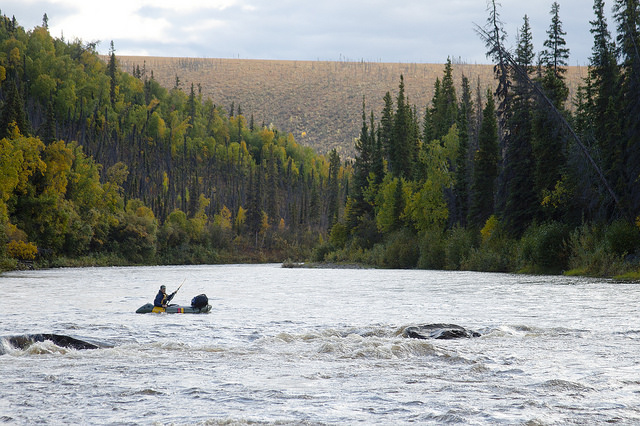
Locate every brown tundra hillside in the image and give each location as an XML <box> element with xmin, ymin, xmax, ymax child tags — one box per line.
<box><xmin>113</xmin><ymin>56</ymin><xmax>587</xmax><ymax>158</ymax></box>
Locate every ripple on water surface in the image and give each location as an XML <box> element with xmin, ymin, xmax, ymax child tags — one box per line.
<box><xmin>1</xmin><ymin>265</ymin><xmax>639</xmax><ymax>424</ymax></box>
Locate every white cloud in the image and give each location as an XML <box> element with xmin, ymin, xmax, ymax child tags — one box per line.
<box><xmin>0</xmin><ymin>0</ymin><xmax>618</xmax><ymax>64</ymax></box>
<box><xmin>141</xmin><ymin>0</ymin><xmax>238</xmax><ymax>13</ymax></box>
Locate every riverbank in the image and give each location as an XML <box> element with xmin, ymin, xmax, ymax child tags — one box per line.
<box><xmin>3</xmin><ymin>227</ymin><xmax>640</xmax><ymax>281</ymax></box>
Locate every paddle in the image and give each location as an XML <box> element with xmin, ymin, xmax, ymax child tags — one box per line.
<box><xmin>167</xmin><ymin>278</ymin><xmax>186</xmax><ymax>304</ymax></box>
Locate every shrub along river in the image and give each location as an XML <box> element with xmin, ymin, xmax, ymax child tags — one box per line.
<box><xmin>1</xmin><ymin>264</ymin><xmax>639</xmax><ymax>424</ymax></box>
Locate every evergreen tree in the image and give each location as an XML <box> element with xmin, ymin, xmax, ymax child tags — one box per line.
<box><xmin>0</xmin><ymin>80</ymin><xmax>30</xmax><ymax>138</ymax></box>
<box><xmin>353</xmin><ymin>97</ymin><xmax>372</xmax><ymax>198</ymax></box>
<box><xmin>502</xmin><ymin>15</ymin><xmax>538</xmax><ymax>236</ymax></box>
<box><xmin>453</xmin><ymin>75</ymin><xmax>473</xmax><ymax>227</ymax></box>
<box><xmin>409</xmin><ymin>105</ymin><xmax>421</xmax><ymax>180</ymax></box>
<box><xmin>430</xmin><ymin>58</ymin><xmax>458</xmax><ymax>141</ymax></box>
<box><xmin>423</xmin><ymin>78</ymin><xmax>439</xmax><ymax>144</ymax></box>
<box><xmin>370</xmin><ymin>112</ymin><xmax>384</xmax><ymax>187</ymax></box>
<box><xmin>188</xmin><ymin>83</ymin><xmax>197</xmax><ymax>128</ymax></box>
<box><xmin>391</xmin><ymin>75</ymin><xmax>413</xmax><ymax>179</ymax></box>
<box><xmin>379</xmin><ymin>91</ymin><xmax>394</xmax><ymax>167</ymax></box>
<box><xmin>468</xmin><ymin>90</ymin><xmax>499</xmax><ymax>228</ymax></box>
<box><xmin>481</xmin><ymin>0</ymin><xmax>511</xmax><ymax>121</ymax></box>
<box><xmin>588</xmin><ymin>0</ymin><xmax>623</xmax><ymax>218</ymax></box>
<box><xmin>108</xmin><ymin>41</ymin><xmax>117</xmax><ymax>108</ymax></box>
<box><xmin>327</xmin><ymin>149</ymin><xmax>341</xmax><ymax>228</ymax></box>
<box><xmin>265</xmin><ymin>151</ymin><xmax>279</xmax><ymax>226</ymax></box>
<box><xmin>532</xmin><ymin>2</ymin><xmax>570</xmax><ymax>219</ymax></box>
<box><xmin>42</xmin><ymin>100</ymin><xmax>56</xmax><ymax>145</ymax></box>
<box><xmin>347</xmin><ymin>97</ymin><xmax>374</xmax><ymax>230</ymax></box>
<box><xmin>246</xmin><ymin>167</ymin><xmax>263</xmax><ymax>246</ymax></box>
<box><xmin>541</xmin><ymin>2</ymin><xmax>570</xmax><ymax>75</ymax></box>
<box><xmin>614</xmin><ymin>0</ymin><xmax>640</xmax><ymax>215</ymax></box>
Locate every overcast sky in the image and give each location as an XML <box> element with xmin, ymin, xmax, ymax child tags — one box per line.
<box><xmin>2</xmin><ymin>0</ymin><xmax>616</xmax><ymax>65</ymax></box>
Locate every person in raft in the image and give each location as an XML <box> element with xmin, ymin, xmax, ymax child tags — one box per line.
<box><xmin>154</xmin><ymin>285</ymin><xmax>176</xmax><ymax>308</ymax></box>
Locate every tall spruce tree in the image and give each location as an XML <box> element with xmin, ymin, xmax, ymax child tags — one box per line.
<box><xmin>42</xmin><ymin>100</ymin><xmax>56</xmax><ymax>144</ymax></box>
<box><xmin>614</xmin><ymin>0</ymin><xmax>640</xmax><ymax>215</ymax></box>
<box><xmin>354</xmin><ymin>97</ymin><xmax>372</xmax><ymax>197</ymax></box>
<box><xmin>246</xmin><ymin>167</ymin><xmax>263</xmax><ymax>247</ymax></box>
<box><xmin>391</xmin><ymin>75</ymin><xmax>413</xmax><ymax>179</ymax></box>
<box><xmin>0</xmin><ymin>79</ymin><xmax>30</xmax><ymax>138</ymax></box>
<box><xmin>502</xmin><ymin>15</ymin><xmax>538</xmax><ymax>236</ymax></box>
<box><xmin>423</xmin><ymin>78</ymin><xmax>439</xmax><ymax>144</ymax></box>
<box><xmin>589</xmin><ymin>0</ymin><xmax>623</xmax><ymax>218</ymax></box>
<box><xmin>532</xmin><ymin>2</ymin><xmax>570</xmax><ymax>219</ymax></box>
<box><xmin>452</xmin><ymin>75</ymin><xmax>473</xmax><ymax>227</ymax></box>
<box><xmin>468</xmin><ymin>90</ymin><xmax>499</xmax><ymax>228</ymax></box>
<box><xmin>481</xmin><ymin>0</ymin><xmax>511</xmax><ymax>121</ymax></box>
<box><xmin>108</xmin><ymin>41</ymin><xmax>117</xmax><ymax>108</ymax></box>
<box><xmin>370</xmin><ymin>112</ymin><xmax>385</xmax><ymax>187</ymax></box>
<box><xmin>327</xmin><ymin>149</ymin><xmax>341</xmax><ymax>228</ymax></box>
<box><xmin>348</xmin><ymin>97</ymin><xmax>374</xmax><ymax>228</ymax></box>
<box><xmin>430</xmin><ymin>58</ymin><xmax>459</xmax><ymax>142</ymax></box>
<box><xmin>541</xmin><ymin>2</ymin><xmax>570</xmax><ymax>75</ymax></box>
<box><xmin>380</xmin><ymin>91</ymin><xmax>394</xmax><ymax>169</ymax></box>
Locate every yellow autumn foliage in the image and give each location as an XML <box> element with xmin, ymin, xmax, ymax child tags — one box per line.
<box><xmin>213</xmin><ymin>205</ymin><xmax>232</xmax><ymax>230</ymax></box>
<box><xmin>6</xmin><ymin>240</ymin><xmax>38</xmax><ymax>261</ymax></box>
<box><xmin>481</xmin><ymin>215</ymin><xmax>499</xmax><ymax>244</ymax></box>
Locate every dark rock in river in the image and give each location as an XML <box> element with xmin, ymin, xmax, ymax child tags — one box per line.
<box><xmin>403</xmin><ymin>324</ymin><xmax>481</xmax><ymax>340</ymax></box>
<box><xmin>1</xmin><ymin>334</ymin><xmax>102</xmax><ymax>354</ymax></box>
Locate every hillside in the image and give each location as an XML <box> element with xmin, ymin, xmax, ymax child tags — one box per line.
<box><xmin>114</xmin><ymin>56</ymin><xmax>588</xmax><ymax>158</ymax></box>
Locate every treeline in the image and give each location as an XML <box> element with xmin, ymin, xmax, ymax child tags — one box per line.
<box><xmin>319</xmin><ymin>0</ymin><xmax>640</xmax><ymax>277</ymax></box>
<box><xmin>0</xmin><ymin>13</ymin><xmax>347</xmax><ymax>269</ymax></box>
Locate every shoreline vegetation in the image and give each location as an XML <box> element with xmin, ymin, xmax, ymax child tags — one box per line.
<box><xmin>2</xmin><ymin>3</ymin><xmax>640</xmax><ymax>282</ymax></box>
<box><xmin>4</xmin><ymin>220</ymin><xmax>640</xmax><ymax>282</ymax></box>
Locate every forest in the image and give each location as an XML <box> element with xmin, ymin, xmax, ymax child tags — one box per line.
<box><xmin>318</xmin><ymin>0</ymin><xmax>640</xmax><ymax>278</ymax></box>
<box><xmin>0</xmin><ymin>12</ymin><xmax>347</xmax><ymax>269</ymax></box>
<box><xmin>1</xmin><ymin>0</ymin><xmax>640</xmax><ymax>278</ymax></box>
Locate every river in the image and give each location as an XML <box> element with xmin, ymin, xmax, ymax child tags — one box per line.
<box><xmin>1</xmin><ymin>264</ymin><xmax>639</xmax><ymax>424</ymax></box>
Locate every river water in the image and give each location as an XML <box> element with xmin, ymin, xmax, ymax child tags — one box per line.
<box><xmin>1</xmin><ymin>264</ymin><xmax>639</xmax><ymax>424</ymax></box>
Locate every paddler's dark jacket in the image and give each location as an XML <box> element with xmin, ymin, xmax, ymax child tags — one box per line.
<box><xmin>154</xmin><ymin>290</ymin><xmax>174</xmax><ymax>307</ymax></box>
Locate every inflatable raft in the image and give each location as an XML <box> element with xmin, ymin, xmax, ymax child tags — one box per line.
<box><xmin>135</xmin><ymin>303</ymin><xmax>211</xmax><ymax>314</ymax></box>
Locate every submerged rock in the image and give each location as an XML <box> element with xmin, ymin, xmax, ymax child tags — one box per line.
<box><xmin>403</xmin><ymin>323</ymin><xmax>481</xmax><ymax>340</ymax></box>
<box><xmin>1</xmin><ymin>334</ymin><xmax>101</xmax><ymax>353</ymax></box>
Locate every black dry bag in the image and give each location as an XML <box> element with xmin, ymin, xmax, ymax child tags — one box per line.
<box><xmin>191</xmin><ymin>294</ymin><xmax>208</xmax><ymax>309</ymax></box>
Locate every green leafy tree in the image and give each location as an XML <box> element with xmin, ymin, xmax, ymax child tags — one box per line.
<box><xmin>405</xmin><ymin>125</ymin><xmax>459</xmax><ymax>233</ymax></box>
<box><xmin>375</xmin><ymin>175</ymin><xmax>405</xmax><ymax>233</ymax></box>
<box><xmin>110</xmin><ymin>199</ymin><xmax>158</xmax><ymax>263</ymax></box>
